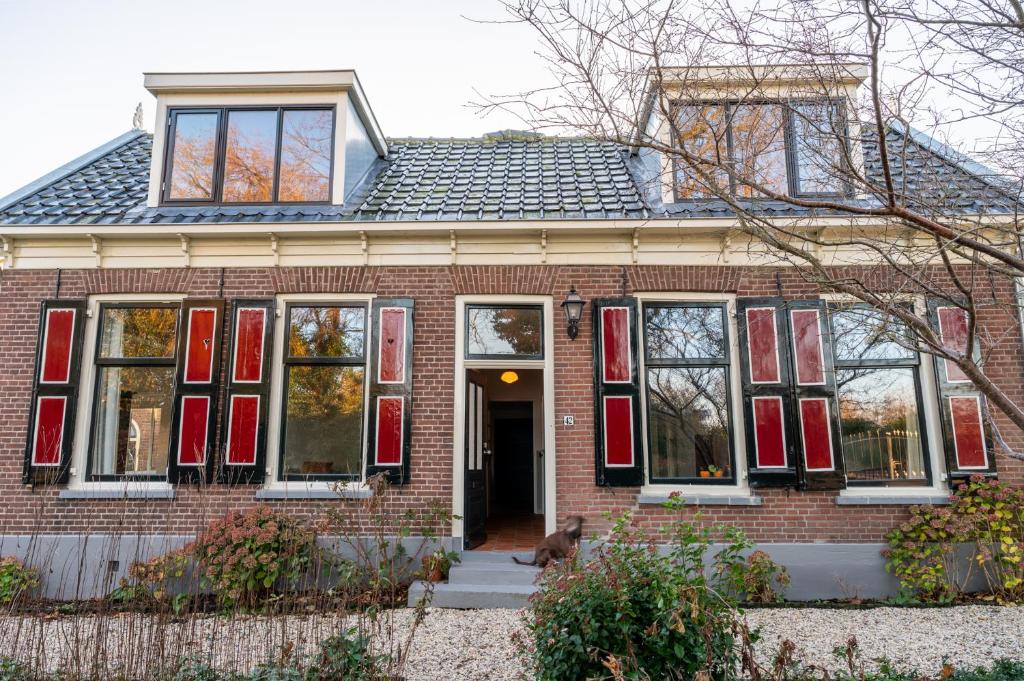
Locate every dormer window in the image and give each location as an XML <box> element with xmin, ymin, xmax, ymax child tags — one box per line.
<box><xmin>162</xmin><ymin>106</ymin><xmax>335</xmax><ymax>204</ymax></box>
<box><xmin>672</xmin><ymin>100</ymin><xmax>847</xmax><ymax>201</ymax></box>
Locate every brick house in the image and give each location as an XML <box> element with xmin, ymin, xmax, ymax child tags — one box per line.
<box><xmin>0</xmin><ymin>69</ymin><xmax>1019</xmax><ymax>601</ymax></box>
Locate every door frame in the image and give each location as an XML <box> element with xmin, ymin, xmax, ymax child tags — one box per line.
<box><xmin>453</xmin><ymin>295</ymin><xmax>556</xmax><ymax>543</ymax></box>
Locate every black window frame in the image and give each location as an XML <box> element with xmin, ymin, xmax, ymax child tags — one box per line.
<box><xmin>641</xmin><ymin>301</ymin><xmax>737</xmax><ymax>485</ymax></box>
<box><xmin>161</xmin><ymin>105</ymin><xmax>337</xmax><ymax>207</ymax></box>
<box><xmin>464</xmin><ymin>304</ymin><xmax>545</xmax><ymax>361</ymax></box>
<box><xmin>670</xmin><ymin>98</ymin><xmax>851</xmax><ymax>202</ymax></box>
<box><xmin>278</xmin><ymin>302</ymin><xmax>369</xmax><ymax>482</ymax></box>
<box><xmin>86</xmin><ymin>302</ymin><xmax>181</xmax><ymax>482</ymax></box>
<box><xmin>827</xmin><ymin>303</ymin><xmax>933</xmax><ymax>488</ymax></box>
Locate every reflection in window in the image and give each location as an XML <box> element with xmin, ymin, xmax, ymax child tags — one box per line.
<box><xmin>644</xmin><ymin>303</ymin><xmax>733</xmax><ymax>483</ymax></box>
<box><xmin>466</xmin><ymin>306</ymin><xmax>543</xmax><ymax>357</ymax></box>
<box><xmin>831</xmin><ymin>308</ymin><xmax>914</xmax><ymax>361</ymax></box>
<box><xmin>283</xmin><ymin>365</ymin><xmax>364</xmax><ymax>476</ymax></box>
<box><xmin>168</xmin><ymin>112</ymin><xmax>218</xmax><ymax>200</ymax></box>
<box><xmin>281</xmin><ymin>304</ymin><xmax>367</xmax><ymax>479</ymax></box>
<box><xmin>288</xmin><ymin>306</ymin><xmax>365</xmax><ymax>358</ymax></box>
<box><xmin>91</xmin><ymin>305</ymin><xmax>179</xmax><ymax>479</ymax></box>
<box><xmin>731</xmin><ymin>104</ymin><xmax>788</xmax><ymax>197</ymax></box>
<box><xmin>791</xmin><ymin>102</ymin><xmax>845</xmax><ymax>196</ymax></box>
<box><xmin>831</xmin><ymin>305</ymin><xmax>928</xmax><ymax>485</ymax></box>
<box><xmin>647</xmin><ymin>367</ymin><xmax>731</xmax><ymax>480</ymax></box>
<box><xmin>645</xmin><ymin>306</ymin><xmax>725</xmax><ymax>359</ymax></box>
<box><xmin>279</xmin><ymin>109</ymin><xmax>333</xmax><ymax>202</ymax></box>
<box><xmin>99</xmin><ymin>307</ymin><xmax>178</xmax><ymax>359</ymax></box>
<box><xmin>673</xmin><ymin>104</ymin><xmax>728</xmax><ymax>199</ymax></box>
<box><xmin>223</xmin><ymin>110</ymin><xmax>278</xmax><ymax>203</ymax></box>
<box><xmin>838</xmin><ymin>368</ymin><xmax>926</xmax><ymax>483</ymax></box>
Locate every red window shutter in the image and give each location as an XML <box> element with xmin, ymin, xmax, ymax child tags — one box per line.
<box><xmin>169</xmin><ymin>299</ymin><xmax>224</xmax><ymax>483</ymax></box>
<box><xmin>366</xmin><ymin>298</ymin><xmax>414</xmax><ymax>484</ymax></box>
<box><xmin>221</xmin><ymin>300</ymin><xmax>274</xmax><ymax>483</ymax></box>
<box><xmin>593</xmin><ymin>297</ymin><xmax>643</xmax><ymax>486</ymax></box>
<box><xmin>787</xmin><ymin>300</ymin><xmax>845</xmax><ymax>490</ymax></box>
<box><xmin>24</xmin><ymin>300</ymin><xmax>86</xmax><ymax>484</ymax></box>
<box><xmin>737</xmin><ymin>298</ymin><xmax>798</xmax><ymax>487</ymax></box>
<box><xmin>928</xmin><ymin>300</ymin><xmax>995</xmax><ymax>480</ymax></box>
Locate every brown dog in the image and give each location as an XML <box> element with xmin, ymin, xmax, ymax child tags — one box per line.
<box><xmin>512</xmin><ymin>515</ymin><xmax>584</xmax><ymax>568</ymax></box>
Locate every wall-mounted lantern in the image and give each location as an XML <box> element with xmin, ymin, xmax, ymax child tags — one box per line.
<box><xmin>560</xmin><ymin>286</ymin><xmax>586</xmax><ymax>340</ymax></box>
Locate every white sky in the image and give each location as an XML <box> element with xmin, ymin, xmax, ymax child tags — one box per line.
<box><xmin>0</xmin><ymin>0</ymin><xmax>1003</xmax><ymax>198</ymax></box>
<box><xmin>0</xmin><ymin>0</ymin><xmax>542</xmax><ymax>197</ymax></box>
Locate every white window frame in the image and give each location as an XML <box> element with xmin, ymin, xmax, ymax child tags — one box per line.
<box><xmin>822</xmin><ymin>294</ymin><xmax>949</xmax><ymax>496</ymax></box>
<box><xmin>65</xmin><ymin>293</ymin><xmax>183</xmax><ymax>494</ymax></box>
<box><xmin>635</xmin><ymin>292</ymin><xmax>751</xmax><ymax>497</ymax></box>
<box><xmin>261</xmin><ymin>293</ymin><xmax>374</xmax><ymax>495</ymax></box>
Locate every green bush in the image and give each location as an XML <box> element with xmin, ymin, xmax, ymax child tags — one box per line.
<box><xmin>523</xmin><ymin>503</ymin><xmax>745</xmax><ymax>681</ymax></box>
<box><xmin>0</xmin><ymin>556</ymin><xmax>39</xmax><ymax>606</ymax></box>
<box><xmin>883</xmin><ymin>476</ymin><xmax>1024</xmax><ymax>603</ymax></box>
<box><xmin>190</xmin><ymin>506</ymin><xmax>318</xmax><ymax>606</ymax></box>
<box><xmin>733</xmin><ymin>550</ymin><xmax>790</xmax><ymax>604</ymax></box>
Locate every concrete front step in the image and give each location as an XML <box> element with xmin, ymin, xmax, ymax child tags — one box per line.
<box><xmin>407</xmin><ymin>550</ymin><xmax>542</xmax><ymax>609</ymax></box>
<box><xmin>408</xmin><ymin>580</ymin><xmax>537</xmax><ymax>609</ymax></box>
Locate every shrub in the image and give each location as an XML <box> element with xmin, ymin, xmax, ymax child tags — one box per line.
<box><xmin>117</xmin><ymin>547</ymin><xmax>190</xmax><ymax>608</ymax></box>
<box><xmin>0</xmin><ymin>556</ymin><xmax>39</xmax><ymax>606</ymax></box>
<box><xmin>735</xmin><ymin>550</ymin><xmax>790</xmax><ymax>604</ymax></box>
<box><xmin>523</xmin><ymin>507</ymin><xmax>743</xmax><ymax>681</ymax></box>
<box><xmin>190</xmin><ymin>506</ymin><xmax>317</xmax><ymax>606</ymax></box>
<box><xmin>883</xmin><ymin>476</ymin><xmax>1023</xmax><ymax>603</ymax></box>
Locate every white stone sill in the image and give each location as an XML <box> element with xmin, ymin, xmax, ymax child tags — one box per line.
<box><xmin>637</xmin><ymin>486</ymin><xmax>762</xmax><ymax>506</ymax></box>
<box><xmin>255</xmin><ymin>482</ymin><xmax>372</xmax><ymax>500</ymax></box>
<box><xmin>59</xmin><ymin>483</ymin><xmax>175</xmax><ymax>500</ymax></box>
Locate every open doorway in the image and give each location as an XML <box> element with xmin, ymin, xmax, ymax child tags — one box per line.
<box><xmin>464</xmin><ymin>368</ymin><xmax>546</xmax><ymax>551</ymax></box>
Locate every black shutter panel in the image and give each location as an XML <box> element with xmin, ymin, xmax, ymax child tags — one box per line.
<box><xmin>23</xmin><ymin>299</ymin><xmax>87</xmax><ymax>485</ymax></box>
<box><xmin>927</xmin><ymin>300</ymin><xmax>995</xmax><ymax>480</ymax></box>
<box><xmin>736</xmin><ymin>298</ymin><xmax>799</xmax><ymax>487</ymax></box>
<box><xmin>787</xmin><ymin>300</ymin><xmax>846</xmax><ymax>490</ymax></box>
<box><xmin>168</xmin><ymin>299</ymin><xmax>225</xmax><ymax>484</ymax></box>
<box><xmin>365</xmin><ymin>298</ymin><xmax>414</xmax><ymax>484</ymax></box>
<box><xmin>220</xmin><ymin>300</ymin><xmax>274</xmax><ymax>484</ymax></box>
<box><xmin>593</xmin><ymin>297</ymin><xmax>644</xmax><ymax>486</ymax></box>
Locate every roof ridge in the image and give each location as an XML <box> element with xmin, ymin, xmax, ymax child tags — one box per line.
<box><xmin>386</xmin><ymin>134</ymin><xmax>615</xmax><ymax>145</ymax></box>
<box><xmin>0</xmin><ymin>130</ymin><xmax>149</xmax><ymax>212</ymax></box>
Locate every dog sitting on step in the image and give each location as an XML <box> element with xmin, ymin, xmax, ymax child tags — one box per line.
<box><xmin>512</xmin><ymin>515</ymin><xmax>583</xmax><ymax>568</ymax></box>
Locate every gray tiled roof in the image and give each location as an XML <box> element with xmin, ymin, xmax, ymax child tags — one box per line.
<box><xmin>0</xmin><ymin>126</ymin><xmax>1014</xmax><ymax>226</ymax></box>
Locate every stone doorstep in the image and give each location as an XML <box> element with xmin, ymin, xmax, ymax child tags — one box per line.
<box><xmin>408</xmin><ymin>550</ymin><xmax>541</xmax><ymax>609</ymax></box>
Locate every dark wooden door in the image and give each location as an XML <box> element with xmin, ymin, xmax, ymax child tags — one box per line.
<box><xmin>464</xmin><ymin>375</ymin><xmax>487</xmax><ymax>549</ymax></box>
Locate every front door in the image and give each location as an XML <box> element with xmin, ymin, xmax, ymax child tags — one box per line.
<box><xmin>464</xmin><ymin>374</ymin><xmax>487</xmax><ymax>549</ymax></box>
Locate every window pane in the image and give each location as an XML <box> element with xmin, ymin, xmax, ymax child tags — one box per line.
<box><xmin>731</xmin><ymin>104</ymin><xmax>788</xmax><ymax>197</ymax></box>
<box><xmin>222</xmin><ymin>110</ymin><xmax>278</xmax><ymax>203</ymax></box>
<box><xmin>831</xmin><ymin>308</ymin><xmax>915</xmax><ymax>361</ymax></box>
<box><xmin>673</xmin><ymin>104</ymin><xmax>728</xmax><ymax>199</ymax></box>
<box><xmin>99</xmin><ymin>307</ymin><xmax>178</xmax><ymax>359</ymax></box>
<box><xmin>288</xmin><ymin>306</ymin><xmax>365</xmax><ymax>358</ymax></box>
<box><xmin>647</xmin><ymin>367</ymin><xmax>731</xmax><ymax>480</ymax></box>
<box><xmin>279</xmin><ymin>109</ymin><xmax>333</xmax><ymax>202</ymax></box>
<box><xmin>838</xmin><ymin>367</ymin><xmax>927</xmax><ymax>483</ymax></box>
<box><xmin>645</xmin><ymin>306</ymin><xmax>725</xmax><ymax>360</ymax></box>
<box><xmin>91</xmin><ymin>366</ymin><xmax>174</xmax><ymax>476</ymax></box>
<box><xmin>467</xmin><ymin>307</ymin><xmax>543</xmax><ymax>357</ymax></box>
<box><xmin>792</xmin><ymin>102</ymin><xmax>845</xmax><ymax>195</ymax></box>
<box><xmin>168</xmin><ymin>112</ymin><xmax>218</xmax><ymax>200</ymax></box>
<box><xmin>283</xmin><ymin>365</ymin><xmax>364</xmax><ymax>476</ymax></box>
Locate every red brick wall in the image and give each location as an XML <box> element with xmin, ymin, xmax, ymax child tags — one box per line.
<box><xmin>1</xmin><ymin>265</ymin><xmax>1021</xmax><ymax>542</ymax></box>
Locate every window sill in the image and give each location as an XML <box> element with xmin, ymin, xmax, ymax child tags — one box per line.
<box><xmin>255</xmin><ymin>483</ymin><xmax>372</xmax><ymax>500</ymax></box>
<box><xmin>637</xmin><ymin>490</ymin><xmax>762</xmax><ymax>506</ymax></box>
<box><xmin>835</xmin><ymin>493</ymin><xmax>950</xmax><ymax>506</ymax></box>
<box><xmin>59</xmin><ymin>483</ymin><xmax>175</xmax><ymax>500</ymax></box>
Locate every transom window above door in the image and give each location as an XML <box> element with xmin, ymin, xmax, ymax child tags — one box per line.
<box><xmin>465</xmin><ymin>305</ymin><xmax>544</xmax><ymax>360</ymax></box>
<box><xmin>162</xmin><ymin>107</ymin><xmax>335</xmax><ymax>205</ymax></box>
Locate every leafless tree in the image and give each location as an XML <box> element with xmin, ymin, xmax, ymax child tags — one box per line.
<box><xmin>476</xmin><ymin>0</ymin><xmax>1024</xmax><ymax>458</ymax></box>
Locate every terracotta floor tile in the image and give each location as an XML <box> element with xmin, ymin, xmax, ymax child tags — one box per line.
<box><xmin>475</xmin><ymin>513</ymin><xmax>546</xmax><ymax>551</ymax></box>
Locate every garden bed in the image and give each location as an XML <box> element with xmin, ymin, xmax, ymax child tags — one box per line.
<box><xmin>0</xmin><ymin>604</ymin><xmax>1021</xmax><ymax>680</ymax></box>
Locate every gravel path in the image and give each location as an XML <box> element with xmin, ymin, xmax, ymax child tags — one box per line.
<box><xmin>0</xmin><ymin>605</ymin><xmax>1020</xmax><ymax>679</ymax></box>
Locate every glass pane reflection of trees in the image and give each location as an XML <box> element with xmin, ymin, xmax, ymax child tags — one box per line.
<box><xmin>168</xmin><ymin>113</ymin><xmax>218</xmax><ymax>200</ymax></box>
<box><xmin>92</xmin><ymin>366</ymin><xmax>174</xmax><ymax>477</ymax></box>
<box><xmin>645</xmin><ymin>306</ymin><xmax>725</xmax><ymax>359</ymax></box>
<box><xmin>647</xmin><ymin>366</ymin><xmax>731</xmax><ymax>479</ymax></box>
<box><xmin>467</xmin><ymin>307</ymin><xmax>542</xmax><ymax>357</ymax></box>
<box><xmin>838</xmin><ymin>367</ymin><xmax>926</xmax><ymax>482</ymax></box>
<box><xmin>284</xmin><ymin>365</ymin><xmax>364</xmax><ymax>476</ymax></box>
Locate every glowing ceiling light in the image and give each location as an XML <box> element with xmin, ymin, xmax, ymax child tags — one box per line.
<box><xmin>500</xmin><ymin>370</ymin><xmax>519</xmax><ymax>384</ymax></box>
